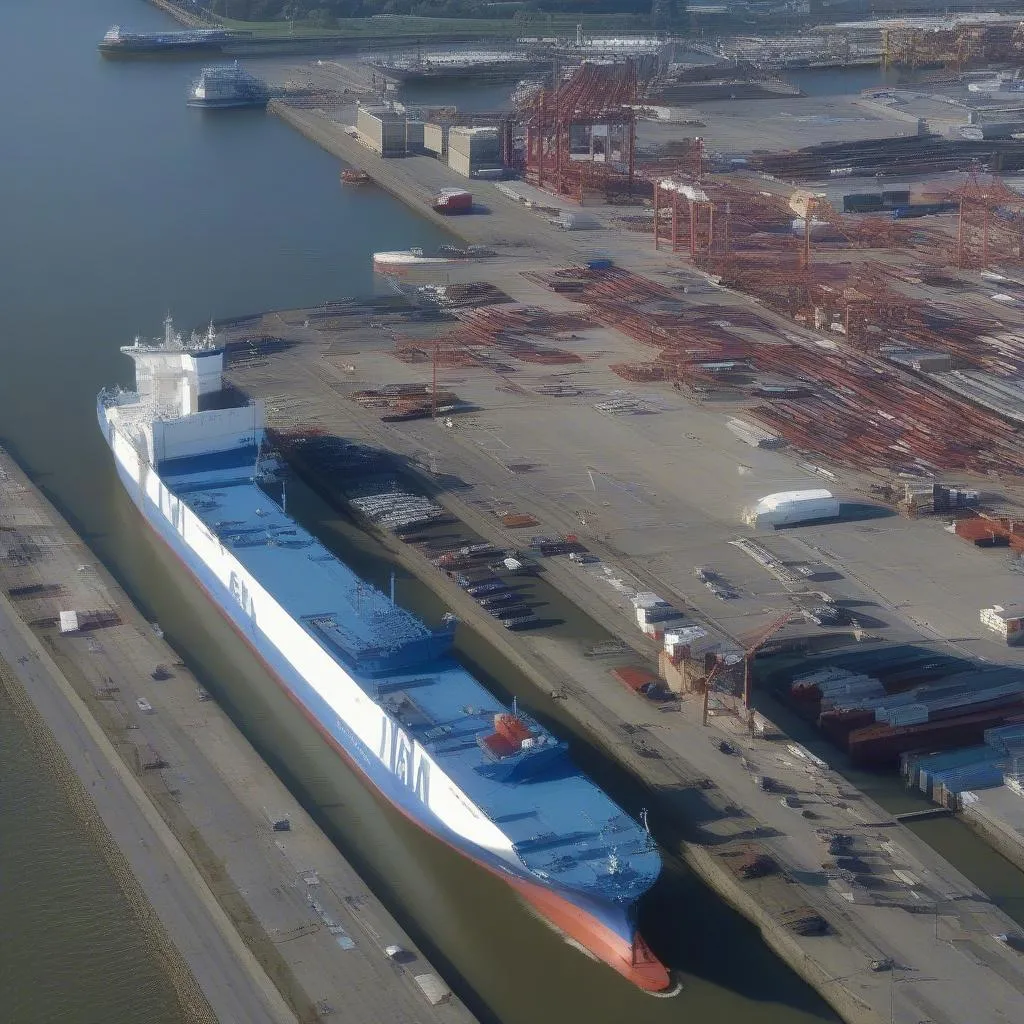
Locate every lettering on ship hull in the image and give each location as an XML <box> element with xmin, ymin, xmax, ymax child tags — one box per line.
<box><xmin>169</xmin><ymin>493</ymin><xmax>183</xmax><ymax>534</ymax></box>
<box><xmin>380</xmin><ymin>717</ymin><xmax>430</xmax><ymax>803</ymax></box>
<box><xmin>228</xmin><ymin>570</ymin><xmax>256</xmax><ymax>624</ymax></box>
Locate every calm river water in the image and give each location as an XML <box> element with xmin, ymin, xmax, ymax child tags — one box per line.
<box><xmin>0</xmin><ymin>3</ymin><xmax>1020</xmax><ymax>1023</ymax></box>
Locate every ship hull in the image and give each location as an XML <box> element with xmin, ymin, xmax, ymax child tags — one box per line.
<box><xmin>99</xmin><ymin>403</ymin><xmax>669</xmax><ymax>992</ymax></box>
<box><xmin>187</xmin><ymin>98</ymin><xmax>269</xmax><ymax>109</ymax></box>
<box><xmin>99</xmin><ymin>41</ymin><xmax>229</xmax><ymax>57</ymax></box>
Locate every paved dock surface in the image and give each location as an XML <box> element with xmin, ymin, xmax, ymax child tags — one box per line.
<box><xmin>222</xmin><ymin>311</ymin><xmax>1024</xmax><ymax>1024</ymax></box>
<box><xmin>0</xmin><ymin>447</ymin><xmax>477</xmax><ymax>1024</ymax></box>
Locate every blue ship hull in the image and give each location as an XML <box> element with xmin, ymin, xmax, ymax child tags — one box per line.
<box><xmin>106</xmin><ymin>449</ymin><xmax>667</xmax><ymax>985</ymax></box>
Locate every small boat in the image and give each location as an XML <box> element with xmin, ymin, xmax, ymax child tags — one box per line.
<box><xmin>341</xmin><ymin>168</ymin><xmax>371</xmax><ymax>185</ymax></box>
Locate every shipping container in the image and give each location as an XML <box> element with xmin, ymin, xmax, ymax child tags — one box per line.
<box><xmin>424</xmin><ymin>122</ymin><xmax>448</xmax><ymax>157</ymax></box>
<box><xmin>433</xmin><ymin>189</ymin><xmax>473</xmax><ymax>214</ymax></box>
<box><xmin>891</xmin><ymin>202</ymin><xmax>958</xmax><ymax>220</ymax></box>
<box><xmin>842</xmin><ymin>193</ymin><xmax>884</xmax><ymax>214</ymax></box>
<box><xmin>448</xmin><ymin>149</ymin><xmax>472</xmax><ymax>178</ymax></box>
<box><xmin>556</xmin><ymin>211</ymin><xmax>600</xmax><ymax>230</ymax></box>
<box><xmin>881</xmin><ymin>189</ymin><xmax>911</xmax><ymax>207</ymax></box>
<box><xmin>356</xmin><ymin>106</ymin><xmax>407</xmax><ymax>157</ymax></box>
<box><xmin>405</xmin><ymin>119</ymin><xmax>425</xmax><ymax>154</ymax></box>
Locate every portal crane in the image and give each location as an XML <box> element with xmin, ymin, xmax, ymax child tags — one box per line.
<box><xmin>741</xmin><ymin>611</ymin><xmax>795</xmax><ymax>712</ymax></box>
<box><xmin>701</xmin><ymin>611</ymin><xmax>794</xmax><ymax>729</ymax></box>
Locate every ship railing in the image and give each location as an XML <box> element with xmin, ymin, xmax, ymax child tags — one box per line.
<box><xmin>97</xmin><ymin>386</ymin><xmax>139</xmax><ymax>408</ymax></box>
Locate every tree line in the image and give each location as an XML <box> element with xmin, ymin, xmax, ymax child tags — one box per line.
<box><xmin>205</xmin><ymin>0</ymin><xmax>656</xmax><ymax>23</ymax></box>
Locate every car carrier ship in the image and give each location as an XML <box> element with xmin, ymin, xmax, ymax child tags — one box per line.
<box><xmin>97</xmin><ymin>317</ymin><xmax>671</xmax><ymax>992</ymax></box>
<box><xmin>98</xmin><ymin>26</ymin><xmax>248</xmax><ymax>57</ymax></box>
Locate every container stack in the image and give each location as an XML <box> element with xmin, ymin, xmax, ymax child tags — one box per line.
<box><xmin>794</xmin><ymin>658</ymin><xmax>1024</xmax><ymax>765</ymax></box>
<box><xmin>631</xmin><ymin>591</ymin><xmax>688</xmax><ymax>639</ymax></box>
<box><xmin>902</xmin><ymin>721</ymin><xmax>1024</xmax><ymax>805</ymax></box>
<box><xmin>898</xmin><ymin>481</ymin><xmax>980</xmax><ymax>518</ymax></box>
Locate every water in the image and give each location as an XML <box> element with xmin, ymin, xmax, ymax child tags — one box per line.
<box><xmin>0</xmin><ymin>690</ymin><xmax>185</xmax><ymax>1024</ymax></box>
<box><xmin>787</xmin><ymin>66</ymin><xmax>899</xmax><ymax>98</ymax></box>
<box><xmin>0</xmin><ymin>2</ymin><xmax>1017</xmax><ymax>1023</ymax></box>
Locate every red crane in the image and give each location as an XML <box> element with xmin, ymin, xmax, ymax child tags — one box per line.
<box><xmin>701</xmin><ymin>611</ymin><xmax>795</xmax><ymax>728</ymax></box>
<box><xmin>741</xmin><ymin>611</ymin><xmax>795</xmax><ymax>712</ymax></box>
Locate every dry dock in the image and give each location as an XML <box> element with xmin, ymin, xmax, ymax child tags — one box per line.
<box><xmin>0</xmin><ymin>446</ymin><xmax>476</xmax><ymax>1024</ymax></box>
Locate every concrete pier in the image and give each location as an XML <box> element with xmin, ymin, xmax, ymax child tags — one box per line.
<box><xmin>220</xmin><ymin>306</ymin><xmax>1024</xmax><ymax>1024</ymax></box>
<box><xmin>0</xmin><ymin>446</ymin><xmax>476</xmax><ymax>1024</ymax></box>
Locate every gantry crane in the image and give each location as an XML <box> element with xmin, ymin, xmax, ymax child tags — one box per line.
<box><xmin>701</xmin><ymin>611</ymin><xmax>794</xmax><ymax>728</ymax></box>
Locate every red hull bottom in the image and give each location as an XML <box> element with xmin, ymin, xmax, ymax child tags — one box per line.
<box><xmin>132</xmin><ymin>485</ymin><xmax>672</xmax><ymax>992</ymax></box>
<box><xmin>507</xmin><ymin>876</ymin><xmax>672</xmax><ymax>992</ymax></box>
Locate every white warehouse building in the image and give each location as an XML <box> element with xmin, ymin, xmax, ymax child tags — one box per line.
<box><xmin>745</xmin><ymin>489</ymin><xmax>840</xmax><ymax>529</ymax></box>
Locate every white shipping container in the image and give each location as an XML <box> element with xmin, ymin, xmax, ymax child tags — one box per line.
<box><xmin>637</xmin><ymin>603</ymin><xmax>673</xmax><ymax>627</ymax></box>
<box><xmin>557</xmin><ymin>211</ymin><xmax>600</xmax><ymax>230</ymax></box>
<box><xmin>664</xmin><ymin>625</ymin><xmax>708</xmax><ymax>649</ymax></box>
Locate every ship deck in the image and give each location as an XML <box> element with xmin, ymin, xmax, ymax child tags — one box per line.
<box><xmin>159</xmin><ymin>448</ymin><xmax>659</xmax><ymax>899</ymax></box>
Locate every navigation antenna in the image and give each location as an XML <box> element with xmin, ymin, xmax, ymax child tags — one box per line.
<box><xmin>512</xmin><ymin>695</ymin><xmax>519</xmax><ymax>718</ymax></box>
<box><xmin>640</xmin><ymin>808</ymin><xmax>650</xmax><ymax>834</ymax></box>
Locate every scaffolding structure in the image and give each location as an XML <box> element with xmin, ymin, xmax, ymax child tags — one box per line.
<box><xmin>519</xmin><ymin>62</ymin><xmax>639</xmax><ymax>199</ymax></box>
<box><xmin>948</xmin><ymin>170</ymin><xmax>1024</xmax><ymax>268</ymax></box>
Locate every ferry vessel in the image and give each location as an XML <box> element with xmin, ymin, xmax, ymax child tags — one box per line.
<box><xmin>188</xmin><ymin>64</ymin><xmax>270</xmax><ymax>109</ymax></box>
<box><xmin>97</xmin><ymin>317</ymin><xmax>671</xmax><ymax>992</ymax></box>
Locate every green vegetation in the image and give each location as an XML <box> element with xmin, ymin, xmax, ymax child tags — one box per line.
<box><xmin>217</xmin><ymin>14</ymin><xmax>505</xmax><ymax>37</ymax></box>
<box><xmin>208</xmin><ymin>0</ymin><xmax>654</xmax><ymax>20</ymax></box>
<box><xmin>216</xmin><ymin>13</ymin><xmax>654</xmax><ymax>40</ymax></box>
<box><xmin>204</xmin><ymin>0</ymin><xmax>656</xmax><ymax>36</ymax></box>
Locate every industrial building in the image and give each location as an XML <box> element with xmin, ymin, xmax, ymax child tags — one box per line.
<box><xmin>744</xmin><ymin>490</ymin><xmax>840</xmax><ymax>530</ymax></box>
<box><xmin>405</xmin><ymin>119</ymin><xmax>425</xmax><ymax>155</ymax></box>
<box><xmin>447</xmin><ymin>126</ymin><xmax>503</xmax><ymax>179</ymax></box>
<box><xmin>356</xmin><ymin>106</ymin><xmax>406</xmax><ymax>156</ymax></box>
<box><xmin>424</xmin><ymin>122</ymin><xmax>449</xmax><ymax>161</ymax></box>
